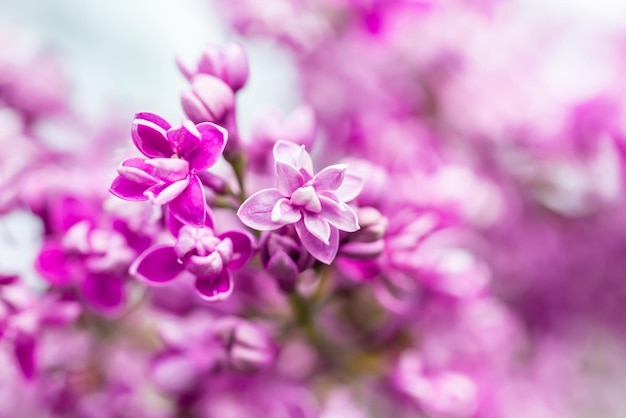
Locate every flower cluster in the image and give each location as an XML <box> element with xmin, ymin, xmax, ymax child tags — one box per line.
<box><xmin>3</xmin><ymin>2</ymin><xmax>626</xmax><ymax>417</ymax></box>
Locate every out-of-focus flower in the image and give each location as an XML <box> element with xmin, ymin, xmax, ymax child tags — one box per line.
<box><xmin>238</xmin><ymin>140</ymin><xmax>361</xmax><ymax>264</ymax></box>
<box><xmin>178</xmin><ymin>42</ymin><xmax>250</xmax><ymax>92</ymax></box>
<box><xmin>109</xmin><ymin>112</ymin><xmax>227</xmax><ymax>227</ymax></box>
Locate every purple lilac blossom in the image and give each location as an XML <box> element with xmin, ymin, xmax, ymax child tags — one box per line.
<box><xmin>109</xmin><ymin>113</ymin><xmax>227</xmax><ymax>227</ymax></box>
<box><xmin>238</xmin><ymin>140</ymin><xmax>361</xmax><ymax>264</ymax></box>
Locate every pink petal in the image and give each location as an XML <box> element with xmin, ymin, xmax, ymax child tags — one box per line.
<box><xmin>275</xmin><ymin>161</ymin><xmax>304</xmax><ymax>196</ymax></box>
<box><xmin>167</xmin><ymin>121</ymin><xmax>202</xmax><ymax>156</ymax></box>
<box><xmin>273</xmin><ymin>140</ymin><xmax>314</xmax><ymax>177</ymax></box>
<box><xmin>135</xmin><ymin>112</ymin><xmax>172</xmax><ymax>130</ymax></box>
<box><xmin>195</xmin><ymin>270</ymin><xmax>233</xmax><ymax>302</ymax></box>
<box><xmin>334</xmin><ymin>171</ymin><xmax>363</xmax><ymax>202</ymax></box>
<box><xmin>237</xmin><ymin>188</ymin><xmax>285</xmax><ymax>231</ymax></box>
<box><xmin>271</xmin><ymin>198</ymin><xmax>302</xmax><ymax>224</ymax></box>
<box><xmin>319</xmin><ymin>195</ymin><xmax>360</xmax><ymax>232</ymax></box>
<box><xmin>313</xmin><ymin>164</ymin><xmax>348</xmax><ymax>191</ymax></box>
<box><xmin>185</xmin><ymin>122</ymin><xmax>228</xmax><ymax>171</ymax></box>
<box><xmin>168</xmin><ymin>175</ymin><xmax>206</xmax><ymax>227</ymax></box>
<box><xmin>295</xmin><ymin>220</ymin><xmax>339</xmax><ymax>265</ymax></box>
<box><xmin>110</xmin><ymin>175</ymin><xmax>152</xmax><ymax>201</ymax></box>
<box><xmin>81</xmin><ymin>273</ymin><xmax>125</xmax><ymax>316</ymax></box>
<box><xmin>35</xmin><ymin>242</ymin><xmax>74</xmax><ymax>286</ymax></box>
<box><xmin>116</xmin><ymin>158</ymin><xmax>158</xmax><ymax>184</ymax></box>
<box><xmin>185</xmin><ymin>252</ymin><xmax>223</xmax><ymax>278</ymax></box>
<box><xmin>303</xmin><ymin>212</ymin><xmax>331</xmax><ymax>245</ymax></box>
<box><xmin>145</xmin><ymin>158</ymin><xmax>190</xmax><ymax>182</ymax></box>
<box><xmin>219</xmin><ymin>230</ymin><xmax>255</xmax><ymax>270</ymax></box>
<box><xmin>130</xmin><ymin>245</ymin><xmax>185</xmax><ymax>284</ymax></box>
<box><xmin>132</xmin><ymin>118</ymin><xmax>173</xmax><ymax>158</ymax></box>
<box><xmin>150</xmin><ymin>178</ymin><xmax>190</xmax><ymax>205</ymax></box>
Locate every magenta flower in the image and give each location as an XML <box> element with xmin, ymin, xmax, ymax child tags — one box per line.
<box><xmin>109</xmin><ymin>112</ymin><xmax>227</xmax><ymax>227</ymax></box>
<box><xmin>237</xmin><ymin>140</ymin><xmax>361</xmax><ymax>264</ymax></box>
<box><xmin>130</xmin><ymin>219</ymin><xmax>253</xmax><ymax>302</ymax></box>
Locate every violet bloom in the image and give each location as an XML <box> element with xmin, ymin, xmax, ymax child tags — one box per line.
<box><xmin>130</xmin><ymin>219</ymin><xmax>253</xmax><ymax>302</ymax></box>
<box><xmin>109</xmin><ymin>112</ymin><xmax>227</xmax><ymax>227</ymax></box>
<box><xmin>238</xmin><ymin>140</ymin><xmax>361</xmax><ymax>264</ymax></box>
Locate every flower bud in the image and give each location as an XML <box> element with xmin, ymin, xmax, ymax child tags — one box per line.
<box><xmin>260</xmin><ymin>227</ymin><xmax>314</xmax><ymax>292</ymax></box>
<box><xmin>214</xmin><ymin>317</ymin><xmax>275</xmax><ymax>373</ymax></box>
<box><xmin>181</xmin><ymin>74</ymin><xmax>234</xmax><ymax>125</ymax></box>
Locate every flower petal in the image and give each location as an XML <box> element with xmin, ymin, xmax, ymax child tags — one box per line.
<box><xmin>273</xmin><ymin>140</ymin><xmax>314</xmax><ymax>177</ymax></box>
<box><xmin>218</xmin><ymin>230</ymin><xmax>255</xmax><ymax>270</ymax></box>
<box><xmin>318</xmin><ymin>195</ymin><xmax>360</xmax><ymax>232</ymax></box>
<box><xmin>195</xmin><ymin>270</ymin><xmax>233</xmax><ymax>302</ymax></box>
<box><xmin>237</xmin><ymin>189</ymin><xmax>285</xmax><ymax>231</ymax></box>
<box><xmin>271</xmin><ymin>198</ymin><xmax>302</xmax><ymax>224</ymax></box>
<box><xmin>303</xmin><ymin>212</ymin><xmax>331</xmax><ymax>245</ymax></box>
<box><xmin>35</xmin><ymin>241</ymin><xmax>74</xmax><ymax>286</ymax></box>
<box><xmin>313</xmin><ymin>164</ymin><xmax>348</xmax><ymax>191</ymax></box>
<box><xmin>81</xmin><ymin>273</ymin><xmax>125</xmax><ymax>316</ymax></box>
<box><xmin>116</xmin><ymin>158</ymin><xmax>159</xmax><ymax>184</ymax></box>
<box><xmin>110</xmin><ymin>175</ymin><xmax>152</xmax><ymax>201</ymax></box>
<box><xmin>132</xmin><ymin>118</ymin><xmax>173</xmax><ymax>158</ymax></box>
<box><xmin>275</xmin><ymin>161</ymin><xmax>304</xmax><ymax>196</ymax></box>
<box><xmin>185</xmin><ymin>122</ymin><xmax>228</xmax><ymax>171</ymax></box>
<box><xmin>168</xmin><ymin>175</ymin><xmax>206</xmax><ymax>227</ymax></box>
<box><xmin>166</xmin><ymin>207</ymin><xmax>214</xmax><ymax>237</ymax></box>
<box><xmin>135</xmin><ymin>112</ymin><xmax>172</xmax><ymax>130</ymax></box>
<box><xmin>150</xmin><ymin>178</ymin><xmax>190</xmax><ymax>206</ymax></box>
<box><xmin>266</xmin><ymin>250</ymin><xmax>299</xmax><ymax>290</ymax></box>
<box><xmin>334</xmin><ymin>171</ymin><xmax>363</xmax><ymax>202</ymax></box>
<box><xmin>145</xmin><ymin>158</ymin><xmax>190</xmax><ymax>182</ymax></box>
<box><xmin>295</xmin><ymin>220</ymin><xmax>339</xmax><ymax>265</ymax></box>
<box><xmin>185</xmin><ymin>251</ymin><xmax>223</xmax><ymax>278</ymax></box>
<box><xmin>167</xmin><ymin>121</ymin><xmax>201</xmax><ymax>156</ymax></box>
<box><xmin>130</xmin><ymin>245</ymin><xmax>184</xmax><ymax>285</ymax></box>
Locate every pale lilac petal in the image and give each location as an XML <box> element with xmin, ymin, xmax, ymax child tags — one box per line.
<box><xmin>334</xmin><ymin>171</ymin><xmax>363</xmax><ymax>202</ymax></box>
<box><xmin>271</xmin><ymin>198</ymin><xmax>302</xmax><ymax>224</ymax></box>
<box><xmin>275</xmin><ymin>161</ymin><xmax>304</xmax><ymax>196</ymax></box>
<box><xmin>273</xmin><ymin>140</ymin><xmax>314</xmax><ymax>177</ymax></box>
<box><xmin>219</xmin><ymin>230</ymin><xmax>254</xmax><ymax>269</ymax></box>
<box><xmin>195</xmin><ymin>270</ymin><xmax>233</xmax><ymax>302</ymax></box>
<box><xmin>237</xmin><ymin>189</ymin><xmax>285</xmax><ymax>231</ymax></box>
<box><xmin>145</xmin><ymin>158</ymin><xmax>190</xmax><ymax>182</ymax></box>
<box><xmin>318</xmin><ymin>195</ymin><xmax>360</xmax><ymax>232</ymax></box>
<box><xmin>303</xmin><ymin>212</ymin><xmax>331</xmax><ymax>245</ymax></box>
<box><xmin>185</xmin><ymin>252</ymin><xmax>223</xmax><ymax>278</ymax></box>
<box><xmin>273</xmin><ymin>140</ymin><xmax>301</xmax><ymax>167</ymax></box>
<box><xmin>290</xmin><ymin>186</ymin><xmax>322</xmax><ymax>212</ymax></box>
<box><xmin>150</xmin><ymin>178</ymin><xmax>190</xmax><ymax>205</ymax></box>
<box><xmin>132</xmin><ymin>118</ymin><xmax>173</xmax><ymax>158</ymax></box>
<box><xmin>135</xmin><ymin>112</ymin><xmax>172</xmax><ymax>130</ymax></box>
<box><xmin>295</xmin><ymin>220</ymin><xmax>339</xmax><ymax>265</ymax></box>
<box><xmin>169</xmin><ymin>175</ymin><xmax>206</xmax><ymax>227</ymax></box>
<box><xmin>185</xmin><ymin>122</ymin><xmax>228</xmax><ymax>171</ymax></box>
<box><xmin>167</xmin><ymin>121</ymin><xmax>202</xmax><ymax>156</ymax></box>
<box><xmin>81</xmin><ymin>273</ymin><xmax>125</xmax><ymax>315</ymax></box>
<box><xmin>130</xmin><ymin>245</ymin><xmax>184</xmax><ymax>284</ymax></box>
<box><xmin>313</xmin><ymin>164</ymin><xmax>348</xmax><ymax>191</ymax></box>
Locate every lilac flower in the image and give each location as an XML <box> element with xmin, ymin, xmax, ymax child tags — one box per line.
<box><xmin>109</xmin><ymin>112</ymin><xmax>227</xmax><ymax>227</ymax></box>
<box><xmin>130</xmin><ymin>219</ymin><xmax>253</xmax><ymax>302</ymax></box>
<box><xmin>177</xmin><ymin>42</ymin><xmax>250</xmax><ymax>92</ymax></box>
<box><xmin>238</xmin><ymin>140</ymin><xmax>361</xmax><ymax>264</ymax></box>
